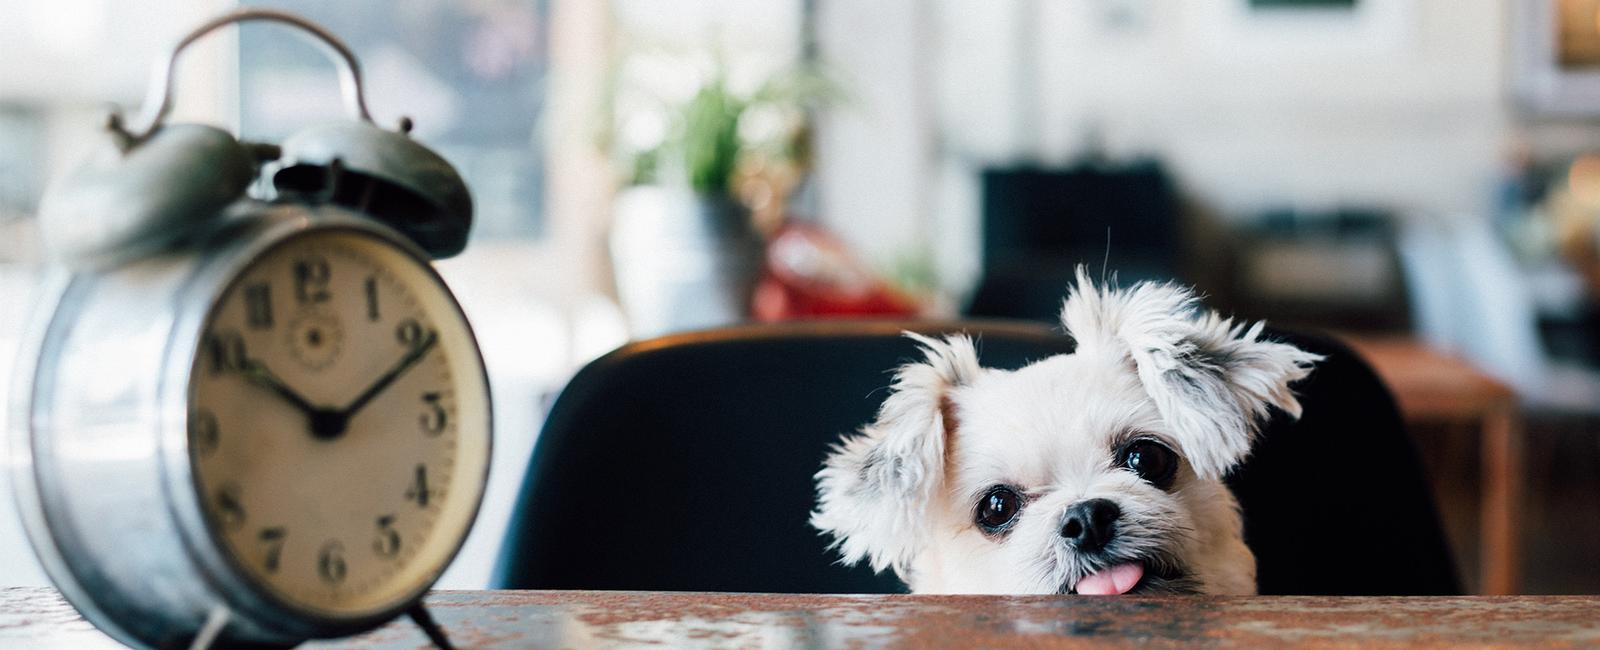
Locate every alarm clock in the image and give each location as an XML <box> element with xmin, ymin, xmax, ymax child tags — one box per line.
<box><xmin>9</xmin><ymin>10</ymin><xmax>490</xmax><ymax>649</ymax></box>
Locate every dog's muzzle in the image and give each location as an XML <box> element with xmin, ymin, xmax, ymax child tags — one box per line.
<box><xmin>1060</xmin><ymin>498</ymin><xmax>1121</xmax><ymax>552</ymax></box>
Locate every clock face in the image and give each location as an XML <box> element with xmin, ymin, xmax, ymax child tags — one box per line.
<box><xmin>186</xmin><ymin>229</ymin><xmax>488</xmax><ymax>618</ymax></box>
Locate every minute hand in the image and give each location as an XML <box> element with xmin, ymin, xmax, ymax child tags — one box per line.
<box><xmin>341</xmin><ymin>331</ymin><xmax>439</xmax><ymax>418</ymax></box>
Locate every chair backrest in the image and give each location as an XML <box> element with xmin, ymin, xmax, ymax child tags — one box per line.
<box><xmin>493</xmin><ymin>320</ymin><xmax>1460</xmax><ymax>595</ymax></box>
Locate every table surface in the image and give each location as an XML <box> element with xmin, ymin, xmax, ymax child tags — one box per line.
<box><xmin>6</xmin><ymin>588</ymin><xmax>1600</xmax><ymax>649</ymax></box>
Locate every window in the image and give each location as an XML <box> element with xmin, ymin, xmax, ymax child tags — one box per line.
<box><xmin>239</xmin><ymin>0</ymin><xmax>551</xmax><ymax>240</ymax></box>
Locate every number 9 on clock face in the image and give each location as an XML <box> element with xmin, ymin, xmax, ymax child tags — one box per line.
<box><xmin>187</xmin><ymin>229</ymin><xmax>489</xmax><ymax>618</ymax></box>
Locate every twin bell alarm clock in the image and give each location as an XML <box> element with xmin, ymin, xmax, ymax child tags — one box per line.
<box><xmin>10</xmin><ymin>9</ymin><xmax>491</xmax><ymax>649</ymax></box>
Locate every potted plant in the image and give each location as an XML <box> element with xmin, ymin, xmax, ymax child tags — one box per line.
<box><xmin>606</xmin><ymin>53</ymin><xmax>832</xmax><ymax>337</ymax></box>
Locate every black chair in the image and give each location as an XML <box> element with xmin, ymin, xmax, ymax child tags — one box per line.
<box><xmin>969</xmin><ymin>162</ymin><xmax>1184</xmax><ymax>322</ymax></box>
<box><xmin>492</xmin><ymin>320</ymin><xmax>1460</xmax><ymax>595</ymax></box>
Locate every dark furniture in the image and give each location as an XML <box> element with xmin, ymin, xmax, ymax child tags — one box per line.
<box><xmin>493</xmin><ymin>320</ymin><xmax>1460</xmax><ymax>595</ymax></box>
<box><xmin>968</xmin><ymin>163</ymin><xmax>1184</xmax><ymax>321</ymax></box>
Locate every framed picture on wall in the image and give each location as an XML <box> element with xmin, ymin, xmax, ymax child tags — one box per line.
<box><xmin>1187</xmin><ymin>0</ymin><xmax>1412</xmax><ymax>60</ymax></box>
<box><xmin>1248</xmin><ymin>0</ymin><xmax>1358</xmax><ymax>8</ymax></box>
<box><xmin>1513</xmin><ymin>0</ymin><xmax>1600</xmax><ymax>115</ymax></box>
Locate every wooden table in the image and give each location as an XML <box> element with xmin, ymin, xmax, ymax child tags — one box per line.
<box><xmin>1343</xmin><ymin>336</ymin><xmax>1524</xmax><ymax>595</ymax></box>
<box><xmin>6</xmin><ymin>588</ymin><xmax>1600</xmax><ymax>648</ymax></box>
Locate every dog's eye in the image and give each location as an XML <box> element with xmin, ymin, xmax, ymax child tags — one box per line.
<box><xmin>975</xmin><ymin>486</ymin><xmax>1023</xmax><ymax>532</ymax></box>
<box><xmin>1120</xmin><ymin>439</ymin><xmax>1179</xmax><ymax>490</ymax></box>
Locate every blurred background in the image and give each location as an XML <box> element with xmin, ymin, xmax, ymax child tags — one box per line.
<box><xmin>4</xmin><ymin>0</ymin><xmax>1600</xmax><ymax>594</ymax></box>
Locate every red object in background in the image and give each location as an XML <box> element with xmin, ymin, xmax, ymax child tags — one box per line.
<box><xmin>752</xmin><ymin>221</ymin><xmax>919</xmax><ymax>321</ymax></box>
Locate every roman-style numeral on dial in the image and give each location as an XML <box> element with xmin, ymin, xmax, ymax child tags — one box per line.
<box><xmin>374</xmin><ymin>515</ymin><xmax>401</xmax><ymax>558</ymax></box>
<box><xmin>205</xmin><ymin>331</ymin><xmax>247</xmax><ymax>376</ymax></box>
<box><xmin>420</xmin><ymin>392</ymin><xmax>449</xmax><ymax>436</ymax></box>
<box><xmin>259</xmin><ymin>527</ymin><xmax>287</xmax><ymax>573</ymax></box>
<box><xmin>404</xmin><ymin>464</ymin><xmax>435</xmax><ymax>508</ymax></box>
<box><xmin>191</xmin><ymin>408</ymin><xmax>219</xmax><ymax>456</ymax></box>
<box><xmin>318</xmin><ymin>541</ymin><xmax>347</xmax><ymax>585</ymax></box>
<box><xmin>365</xmin><ymin>276</ymin><xmax>380</xmax><ymax>321</ymax></box>
<box><xmin>216</xmin><ymin>483</ymin><xmax>246</xmax><ymax>531</ymax></box>
<box><xmin>294</xmin><ymin>256</ymin><xmax>331</xmax><ymax>304</ymax></box>
<box><xmin>396</xmin><ymin>319</ymin><xmax>424</xmax><ymax>349</ymax></box>
<box><xmin>244</xmin><ymin>282</ymin><xmax>273</xmax><ymax>329</ymax></box>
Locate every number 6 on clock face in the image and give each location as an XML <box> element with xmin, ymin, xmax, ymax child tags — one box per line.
<box><xmin>186</xmin><ymin>228</ymin><xmax>489</xmax><ymax>617</ymax></box>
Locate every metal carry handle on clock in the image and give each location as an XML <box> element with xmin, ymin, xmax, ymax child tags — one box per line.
<box><xmin>132</xmin><ymin>8</ymin><xmax>474</xmax><ymax>258</ymax></box>
<box><xmin>37</xmin><ymin>8</ymin><xmax>472</xmax><ymax>269</ymax></box>
<box><xmin>121</xmin><ymin>8</ymin><xmax>374</xmax><ymax>143</ymax></box>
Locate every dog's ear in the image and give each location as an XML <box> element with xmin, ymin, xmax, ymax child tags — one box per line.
<box><xmin>812</xmin><ymin>332</ymin><xmax>979</xmax><ymax>576</ymax></box>
<box><xmin>1061</xmin><ymin>268</ymin><xmax>1321</xmax><ymax>479</ymax></box>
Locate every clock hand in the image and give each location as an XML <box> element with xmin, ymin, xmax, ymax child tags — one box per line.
<box><xmin>239</xmin><ymin>358</ymin><xmax>351</xmax><ymax>438</ymax></box>
<box><xmin>239</xmin><ymin>358</ymin><xmax>323</xmax><ymax>416</ymax></box>
<box><xmin>339</xmin><ymin>330</ymin><xmax>439</xmax><ymax>422</ymax></box>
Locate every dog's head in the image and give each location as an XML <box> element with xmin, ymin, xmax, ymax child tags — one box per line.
<box><xmin>811</xmin><ymin>270</ymin><xmax>1320</xmax><ymax>594</ymax></box>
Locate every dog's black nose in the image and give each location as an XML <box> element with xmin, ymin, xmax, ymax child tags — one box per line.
<box><xmin>1061</xmin><ymin>499</ymin><xmax>1120</xmax><ymax>551</ymax></box>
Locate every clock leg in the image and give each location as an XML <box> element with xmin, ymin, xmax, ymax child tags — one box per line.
<box><xmin>187</xmin><ymin>605</ymin><xmax>231</xmax><ymax>650</ymax></box>
<box><xmin>183</xmin><ymin>605</ymin><xmax>293</xmax><ymax>650</ymax></box>
<box><xmin>408</xmin><ymin>601</ymin><xmax>456</xmax><ymax>650</ymax></box>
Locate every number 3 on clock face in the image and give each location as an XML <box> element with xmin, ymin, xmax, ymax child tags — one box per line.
<box><xmin>186</xmin><ymin>229</ymin><xmax>489</xmax><ymax>618</ymax></box>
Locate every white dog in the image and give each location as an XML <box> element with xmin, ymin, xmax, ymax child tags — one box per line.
<box><xmin>812</xmin><ymin>270</ymin><xmax>1320</xmax><ymax>595</ymax></box>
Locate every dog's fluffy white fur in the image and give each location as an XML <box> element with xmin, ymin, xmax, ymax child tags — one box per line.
<box><xmin>812</xmin><ymin>269</ymin><xmax>1320</xmax><ymax>594</ymax></box>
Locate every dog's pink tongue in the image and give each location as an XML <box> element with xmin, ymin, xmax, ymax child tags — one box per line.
<box><xmin>1076</xmin><ymin>563</ymin><xmax>1145</xmax><ymax>596</ymax></box>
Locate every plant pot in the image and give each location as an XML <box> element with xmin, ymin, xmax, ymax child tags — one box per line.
<box><xmin>609</xmin><ymin>186</ymin><xmax>763</xmax><ymax>338</ymax></box>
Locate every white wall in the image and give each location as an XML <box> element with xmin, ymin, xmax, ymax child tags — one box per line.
<box><xmin>816</xmin><ymin>0</ymin><xmax>1516</xmax><ymax>297</ymax></box>
<box><xmin>813</xmin><ymin>0</ymin><xmax>939</xmax><ymax>269</ymax></box>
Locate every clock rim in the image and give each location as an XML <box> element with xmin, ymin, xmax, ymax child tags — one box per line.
<box><xmin>3</xmin><ymin>271</ymin><xmax>161</xmax><ymax>646</ymax></box>
<box><xmin>157</xmin><ymin>206</ymin><xmax>494</xmax><ymax>637</ymax></box>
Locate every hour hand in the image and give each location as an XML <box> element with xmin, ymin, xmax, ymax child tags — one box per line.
<box><xmin>239</xmin><ymin>358</ymin><xmax>321</xmax><ymax>416</ymax></box>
